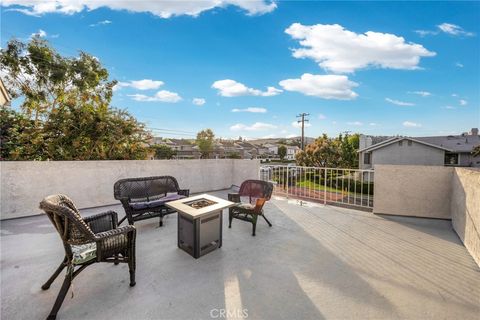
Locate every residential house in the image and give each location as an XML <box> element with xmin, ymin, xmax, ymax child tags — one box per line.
<box><xmin>285</xmin><ymin>145</ymin><xmax>301</xmax><ymax>160</ymax></box>
<box><xmin>162</xmin><ymin>139</ymin><xmax>200</xmax><ymax>159</ymax></box>
<box><xmin>358</xmin><ymin>128</ymin><xmax>480</xmax><ymax>169</ymax></box>
<box><xmin>235</xmin><ymin>141</ymin><xmax>259</xmax><ymax>159</ymax></box>
<box><xmin>264</xmin><ymin>143</ymin><xmax>278</xmax><ymax>157</ymax></box>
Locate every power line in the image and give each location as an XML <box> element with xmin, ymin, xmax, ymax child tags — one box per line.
<box><xmin>148</xmin><ymin>127</ymin><xmax>196</xmax><ymax>134</ymax></box>
<box><xmin>296</xmin><ymin>113</ymin><xmax>310</xmax><ymax>151</ymax></box>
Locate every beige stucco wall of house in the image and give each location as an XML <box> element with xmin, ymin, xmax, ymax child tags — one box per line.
<box><xmin>373</xmin><ymin>165</ymin><xmax>453</xmax><ymax>219</ymax></box>
<box><xmin>451</xmin><ymin>168</ymin><xmax>480</xmax><ymax>267</ymax></box>
<box><xmin>372</xmin><ymin>141</ymin><xmax>445</xmax><ymax>166</ymax></box>
<box><xmin>0</xmin><ymin>159</ymin><xmax>260</xmax><ymax>219</ymax></box>
<box><xmin>359</xmin><ymin>141</ymin><xmax>445</xmax><ymax>170</ymax></box>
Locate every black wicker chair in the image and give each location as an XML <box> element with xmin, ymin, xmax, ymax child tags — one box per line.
<box><xmin>114</xmin><ymin>176</ymin><xmax>189</xmax><ymax>227</ymax></box>
<box><xmin>39</xmin><ymin>194</ymin><xmax>136</xmax><ymax>320</ymax></box>
<box><xmin>228</xmin><ymin>180</ymin><xmax>274</xmax><ymax>236</ymax></box>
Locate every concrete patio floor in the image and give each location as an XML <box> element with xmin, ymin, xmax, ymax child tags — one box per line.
<box><xmin>1</xmin><ymin>190</ymin><xmax>479</xmax><ymax>320</ymax></box>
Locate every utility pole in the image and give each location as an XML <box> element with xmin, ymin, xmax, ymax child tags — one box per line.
<box><xmin>296</xmin><ymin>113</ymin><xmax>310</xmax><ymax>150</ymax></box>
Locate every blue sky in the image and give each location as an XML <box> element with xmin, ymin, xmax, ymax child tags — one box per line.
<box><xmin>2</xmin><ymin>1</ymin><xmax>479</xmax><ymax>139</ymax></box>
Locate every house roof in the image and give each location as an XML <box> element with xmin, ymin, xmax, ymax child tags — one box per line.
<box><xmin>357</xmin><ymin>137</ymin><xmax>400</xmax><ymax>153</ymax></box>
<box><xmin>415</xmin><ymin>135</ymin><xmax>480</xmax><ymax>153</ymax></box>
<box><xmin>358</xmin><ymin>137</ymin><xmax>452</xmax><ymax>153</ymax></box>
<box><xmin>167</xmin><ymin>139</ymin><xmax>194</xmax><ymax>145</ymax></box>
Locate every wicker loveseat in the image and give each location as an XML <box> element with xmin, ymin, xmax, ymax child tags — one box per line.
<box><xmin>114</xmin><ymin>176</ymin><xmax>190</xmax><ymax>227</ymax></box>
<box><xmin>40</xmin><ymin>194</ymin><xmax>136</xmax><ymax>320</ymax></box>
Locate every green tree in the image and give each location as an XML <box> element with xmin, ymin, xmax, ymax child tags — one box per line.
<box><xmin>473</xmin><ymin>145</ymin><xmax>480</xmax><ymax>157</ymax></box>
<box><xmin>0</xmin><ymin>106</ymin><xmax>39</xmax><ymax>160</ymax></box>
<box><xmin>339</xmin><ymin>133</ymin><xmax>360</xmax><ymax>168</ymax></box>
<box><xmin>196</xmin><ymin>129</ymin><xmax>215</xmax><ymax>159</ymax></box>
<box><xmin>154</xmin><ymin>144</ymin><xmax>176</xmax><ymax>159</ymax></box>
<box><xmin>226</xmin><ymin>151</ymin><xmax>241</xmax><ymax>159</ymax></box>
<box><xmin>0</xmin><ymin>38</ymin><xmax>151</xmax><ymax>160</ymax></box>
<box><xmin>278</xmin><ymin>145</ymin><xmax>287</xmax><ymax>160</ymax></box>
<box><xmin>296</xmin><ymin>133</ymin><xmax>360</xmax><ymax>168</ymax></box>
<box><xmin>296</xmin><ymin>134</ymin><xmax>341</xmax><ymax>167</ymax></box>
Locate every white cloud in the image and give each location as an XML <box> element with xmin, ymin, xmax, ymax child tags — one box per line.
<box><xmin>414</xmin><ymin>30</ymin><xmax>438</xmax><ymax>37</ymax></box>
<box><xmin>291</xmin><ymin>121</ymin><xmax>312</xmax><ymax>128</ymax></box>
<box><xmin>437</xmin><ymin>23</ymin><xmax>474</xmax><ymax>36</ymax></box>
<box><xmin>212</xmin><ymin>79</ymin><xmax>282</xmax><ymax>97</ymax></box>
<box><xmin>286</xmin><ymin>134</ymin><xmax>297</xmax><ymax>138</ymax></box>
<box><xmin>2</xmin><ymin>1</ymin><xmax>276</xmax><ymax>18</ymax></box>
<box><xmin>279</xmin><ymin>73</ymin><xmax>358</xmax><ymax>100</ymax></box>
<box><xmin>192</xmin><ymin>98</ymin><xmax>206</xmax><ymax>106</ymax></box>
<box><xmin>415</xmin><ymin>23</ymin><xmax>475</xmax><ymax>38</ymax></box>
<box><xmin>443</xmin><ymin>106</ymin><xmax>456</xmax><ymax>110</ymax></box>
<box><xmin>347</xmin><ymin>121</ymin><xmax>363</xmax><ymax>126</ymax></box>
<box><xmin>30</xmin><ymin>29</ymin><xmax>47</xmax><ymax>38</ymax></box>
<box><xmin>403</xmin><ymin>121</ymin><xmax>422</xmax><ymax>128</ymax></box>
<box><xmin>452</xmin><ymin>93</ymin><xmax>458</xmax><ymax>97</ymax></box>
<box><xmin>230</xmin><ymin>122</ymin><xmax>277</xmax><ymax>131</ymax></box>
<box><xmin>408</xmin><ymin>91</ymin><xmax>431</xmax><ymax>97</ymax></box>
<box><xmin>231</xmin><ymin>107</ymin><xmax>267</xmax><ymax>113</ymax></box>
<box><xmin>128</xmin><ymin>90</ymin><xmax>182</xmax><ymax>103</ymax></box>
<box><xmin>90</xmin><ymin>19</ymin><xmax>112</xmax><ymax>27</ymax></box>
<box><xmin>455</xmin><ymin>62</ymin><xmax>464</xmax><ymax>68</ymax></box>
<box><xmin>385</xmin><ymin>98</ymin><xmax>415</xmax><ymax>106</ymax></box>
<box><xmin>285</xmin><ymin>23</ymin><xmax>435</xmax><ymax>73</ymax></box>
<box><xmin>369</xmin><ymin>122</ymin><xmax>378</xmax><ymax>126</ymax></box>
<box><xmin>116</xmin><ymin>79</ymin><xmax>164</xmax><ymax>90</ymax></box>
<box><xmin>318</xmin><ymin>114</ymin><xmax>326</xmax><ymax>120</ymax></box>
<box><xmin>460</xmin><ymin>99</ymin><xmax>468</xmax><ymax>106</ymax></box>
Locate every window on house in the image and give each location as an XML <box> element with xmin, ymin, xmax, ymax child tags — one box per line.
<box><xmin>444</xmin><ymin>153</ymin><xmax>459</xmax><ymax>165</ymax></box>
<box><xmin>398</xmin><ymin>141</ymin><xmax>403</xmax><ymax>146</ymax></box>
<box><xmin>364</xmin><ymin>153</ymin><xmax>371</xmax><ymax>165</ymax></box>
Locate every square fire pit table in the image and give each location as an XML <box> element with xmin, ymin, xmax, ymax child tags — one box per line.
<box><xmin>166</xmin><ymin>194</ymin><xmax>235</xmax><ymax>258</ymax></box>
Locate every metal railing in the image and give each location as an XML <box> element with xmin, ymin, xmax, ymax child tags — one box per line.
<box><xmin>260</xmin><ymin>165</ymin><xmax>374</xmax><ymax>210</ymax></box>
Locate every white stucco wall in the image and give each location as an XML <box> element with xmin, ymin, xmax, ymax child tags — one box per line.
<box><xmin>373</xmin><ymin>165</ymin><xmax>453</xmax><ymax>219</ymax></box>
<box><xmin>451</xmin><ymin>168</ymin><xmax>480</xmax><ymax>267</ymax></box>
<box><xmin>0</xmin><ymin>159</ymin><xmax>260</xmax><ymax>219</ymax></box>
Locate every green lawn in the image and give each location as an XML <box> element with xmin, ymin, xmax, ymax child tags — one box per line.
<box><xmin>296</xmin><ymin>180</ymin><xmax>372</xmax><ymax>197</ymax></box>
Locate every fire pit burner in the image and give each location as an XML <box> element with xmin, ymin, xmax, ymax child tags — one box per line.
<box><xmin>184</xmin><ymin>198</ymin><xmax>217</xmax><ymax>209</ymax></box>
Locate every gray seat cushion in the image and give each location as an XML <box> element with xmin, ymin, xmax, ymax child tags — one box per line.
<box><xmin>130</xmin><ymin>193</ymin><xmax>185</xmax><ymax>210</ymax></box>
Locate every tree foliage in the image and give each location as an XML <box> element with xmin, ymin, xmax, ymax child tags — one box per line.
<box><xmin>295</xmin><ymin>133</ymin><xmax>360</xmax><ymax>168</ymax></box>
<box><xmin>278</xmin><ymin>145</ymin><xmax>287</xmax><ymax>160</ymax></box>
<box><xmin>0</xmin><ymin>38</ymin><xmax>151</xmax><ymax>160</ymax></box>
<box><xmin>153</xmin><ymin>144</ymin><xmax>176</xmax><ymax>159</ymax></box>
<box><xmin>196</xmin><ymin>129</ymin><xmax>215</xmax><ymax>159</ymax></box>
<box><xmin>226</xmin><ymin>151</ymin><xmax>241</xmax><ymax>159</ymax></box>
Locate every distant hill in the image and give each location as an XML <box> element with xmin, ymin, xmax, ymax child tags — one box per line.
<box><xmin>247</xmin><ymin>136</ymin><xmax>315</xmax><ymax>146</ymax></box>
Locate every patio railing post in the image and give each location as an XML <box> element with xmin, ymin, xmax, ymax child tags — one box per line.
<box><xmin>285</xmin><ymin>166</ymin><xmax>289</xmax><ymax>198</ymax></box>
<box><xmin>324</xmin><ymin>168</ymin><xmax>327</xmax><ymax>205</ymax></box>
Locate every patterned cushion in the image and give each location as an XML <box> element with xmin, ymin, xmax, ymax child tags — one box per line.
<box><xmin>236</xmin><ymin>203</ymin><xmax>255</xmax><ymax>210</ymax></box>
<box><xmin>71</xmin><ymin>243</ymin><xmax>97</xmax><ymax>264</ymax></box>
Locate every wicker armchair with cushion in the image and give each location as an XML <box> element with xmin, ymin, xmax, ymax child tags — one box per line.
<box><xmin>228</xmin><ymin>180</ymin><xmax>274</xmax><ymax>236</ymax></box>
<box><xmin>114</xmin><ymin>176</ymin><xmax>190</xmax><ymax>227</ymax></box>
<box><xmin>39</xmin><ymin>194</ymin><xmax>136</xmax><ymax>320</ymax></box>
